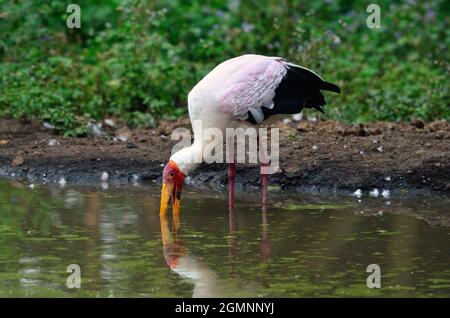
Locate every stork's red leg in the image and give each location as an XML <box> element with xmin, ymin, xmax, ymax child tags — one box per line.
<box><xmin>227</xmin><ymin>163</ymin><xmax>236</xmax><ymax>209</ymax></box>
<box><xmin>258</xmin><ymin>134</ymin><xmax>270</xmax><ymax>208</ymax></box>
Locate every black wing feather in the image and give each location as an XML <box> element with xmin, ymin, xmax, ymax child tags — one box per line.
<box><xmin>245</xmin><ymin>65</ymin><xmax>340</xmax><ymax>124</ymax></box>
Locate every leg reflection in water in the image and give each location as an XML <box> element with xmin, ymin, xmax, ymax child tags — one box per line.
<box><xmin>159</xmin><ymin>212</ymin><xmax>220</xmax><ymax>298</ymax></box>
<box><xmin>261</xmin><ymin>204</ymin><xmax>270</xmax><ymax>262</ymax></box>
<box><xmin>228</xmin><ymin>205</ymin><xmax>237</xmax><ymax>278</ymax></box>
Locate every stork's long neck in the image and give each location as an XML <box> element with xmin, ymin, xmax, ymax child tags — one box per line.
<box><xmin>169</xmin><ymin>139</ymin><xmax>203</xmax><ymax>176</ymax></box>
<box><xmin>171</xmin><ymin>95</ymin><xmax>231</xmax><ymax>176</ymax></box>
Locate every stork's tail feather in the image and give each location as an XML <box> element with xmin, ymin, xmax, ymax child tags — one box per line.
<box><xmin>321</xmin><ymin>81</ymin><xmax>341</xmax><ymax>94</ymax></box>
<box><xmin>284</xmin><ymin>62</ymin><xmax>341</xmax><ymax>95</ymax></box>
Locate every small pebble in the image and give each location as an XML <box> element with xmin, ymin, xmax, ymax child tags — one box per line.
<box><xmin>48</xmin><ymin>139</ymin><xmax>58</xmax><ymax>146</ymax></box>
<box><xmin>43</xmin><ymin>122</ymin><xmax>55</xmax><ymax>130</ymax></box>
<box><xmin>101</xmin><ymin>171</ymin><xmax>109</xmax><ymax>182</ymax></box>
<box><xmin>381</xmin><ymin>189</ymin><xmax>390</xmax><ymax>198</ymax></box>
<box><xmin>352</xmin><ymin>189</ymin><xmax>362</xmax><ymax>198</ymax></box>
<box><xmin>369</xmin><ymin>189</ymin><xmax>379</xmax><ymax>197</ymax></box>
<box><xmin>58</xmin><ymin>177</ymin><xmax>67</xmax><ymax>187</ymax></box>
<box><xmin>104</xmin><ymin>119</ymin><xmax>115</xmax><ymax>127</ymax></box>
<box><xmin>87</xmin><ymin>122</ymin><xmax>103</xmax><ymax>136</ymax></box>
<box><xmin>292</xmin><ymin>113</ymin><xmax>303</xmax><ymax>121</ymax></box>
<box><xmin>131</xmin><ymin>174</ymin><xmax>139</xmax><ymax>186</ymax></box>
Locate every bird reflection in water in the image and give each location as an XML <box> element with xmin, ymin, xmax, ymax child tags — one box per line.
<box><xmin>159</xmin><ymin>211</ymin><xmax>185</xmax><ymax>270</ymax></box>
<box><xmin>160</xmin><ymin>211</ymin><xmax>220</xmax><ymax>297</ymax></box>
<box><xmin>159</xmin><ymin>202</ymin><xmax>271</xmax><ymax>297</ymax></box>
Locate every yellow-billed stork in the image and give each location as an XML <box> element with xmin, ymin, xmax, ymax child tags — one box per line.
<box><xmin>160</xmin><ymin>54</ymin><xmax>340</xmax><ymax>215</ymax></box>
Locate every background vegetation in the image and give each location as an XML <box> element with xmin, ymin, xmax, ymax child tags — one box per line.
<box><xmin>0</xmin><ymin>0</ymin><xmax>448</xmax><ymax>136</ymax></box>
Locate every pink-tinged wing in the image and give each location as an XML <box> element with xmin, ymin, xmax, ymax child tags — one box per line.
<box><xmin>220</xmin><ymin>57</ymin><xmax>287</xmax><ymax>123</ymax></box>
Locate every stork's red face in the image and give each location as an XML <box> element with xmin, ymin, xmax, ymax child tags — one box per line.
<box><xmin>160</xmin><ymin>160</ymin><xmax>186</xmax><ymax>215</ymax></box>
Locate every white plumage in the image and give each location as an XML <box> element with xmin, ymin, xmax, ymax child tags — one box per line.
<box><xmin>219</xmin><ymin>55</ymin><xmax>287</xmax><ymax>122</ymax></box>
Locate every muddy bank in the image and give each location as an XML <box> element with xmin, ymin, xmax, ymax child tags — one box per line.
<box><xmin>0</xmin><ymin>118</ymin><xmax>449</xmax><ymax>193</ymax></box>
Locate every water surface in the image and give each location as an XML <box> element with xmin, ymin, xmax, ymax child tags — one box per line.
<box><xmin>0</xmin><ymin>180</ymin><xmax>449</xmax><ymax>297</ymax></box>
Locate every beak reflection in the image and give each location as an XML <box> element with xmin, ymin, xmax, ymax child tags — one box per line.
<box><xmin>160</xmin><ymin>211</ymin><xmax>184</xmax><ymax>269</ymax></box>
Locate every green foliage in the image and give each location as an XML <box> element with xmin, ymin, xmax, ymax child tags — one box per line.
<box><xmin>0</xmin><ymin>0</ymin><xmax>448</xmax><ymax>135</ymax></box>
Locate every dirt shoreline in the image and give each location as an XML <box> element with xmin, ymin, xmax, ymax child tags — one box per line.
<box><xmin>0</xmin><ymin>118</ymin><xmax>449</xmax><ymax>193</ymax></box>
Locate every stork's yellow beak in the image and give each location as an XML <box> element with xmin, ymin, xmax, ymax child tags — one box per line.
<box><xmin>160</xmin><ymin>182</ymin><xmax>173</xmax><ymax>215</ymax></box>
<box><xmin>159</xmin><ymin>181</ymin><xmax>182</xmax><ymax>216</ymax></box>
<box><xmin>172</xmin><ymin>189</ymin><xmax>181</xmax><ymax>216</ymax></box>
